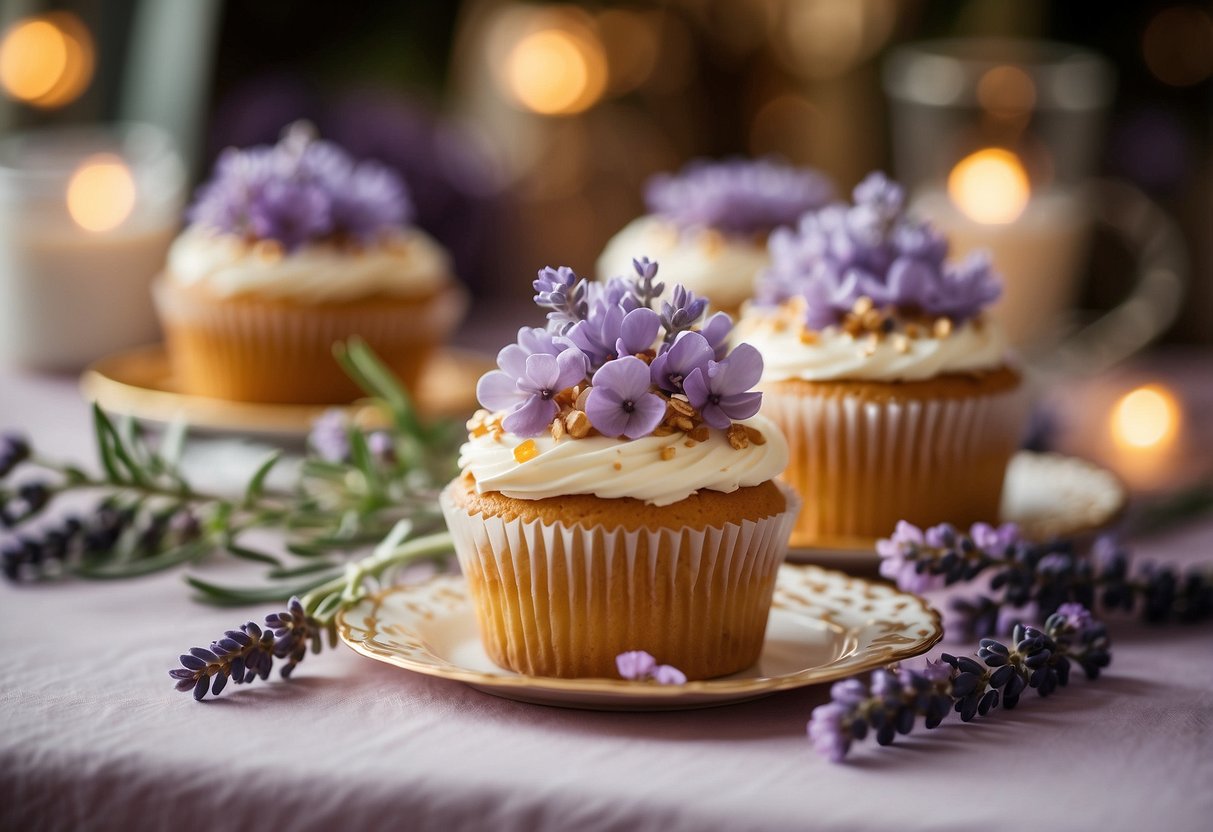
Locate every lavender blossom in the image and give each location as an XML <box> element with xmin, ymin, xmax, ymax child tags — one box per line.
<box><xmin>187</xmin><ymin>128</ymin><xmax>412</xmax><ymax>250</ymax></box>
<box><xmin>645</xmin><ymin>157</ymin><xmax>834</xmax><ymax>236</ymax></box>
<box><xmin>534</xmin><ymin>266</ymin><xmax>588</xmax><ymax>333</ymax></box>
<box><xmin>627</xmin><ymin>257</ymin><xmax>665</xmax><ymax>309</ymax></box>
<box><xmin>808</xmin><ymin>607</ymin><xmax>1111</xmax><ymax>762</ymax></box>
<box><xmin>615</xmin><ymin>650</ymin><xmax>686</xmax><ymax>685</ymax></box>
<box><xmin>659</xmin><ymin>285</ymin><xmax>709</xmax><ymax>345</ymax></box>
<box><xmin>682</xmin><ymin>344</ymin><xmax>764</xmax><ymax>429</ymax></box>
<box><xmin>495</xmin><ymin>350</ymin><xmax>589</xmax><ymax>438</ymax></box>
<box><xmin>649</xmin><ymin>331</ymin><xmax>713</xmax><ymax>394</ymax></box>
<box><xmin>757</xmin><ymin>172</ymin><xmax>1002</xmax><ymax>329</ymax></box>
<box><xmin>585</xmin><ymin>357</ymin><xmax>666</xmax><ymax>439</ymax></box>
<box><xmin>309</xmin><ymin>409</ymin><xmax>351</xmax><ymax>463</ymax></box>
<box><xmin>0</xmin><ymin>432</ymin><xmax>31</xmax><ymax>478</ymax></box>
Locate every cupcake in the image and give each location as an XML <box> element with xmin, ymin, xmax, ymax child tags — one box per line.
<box><xmin>441</xmin><ymin>259</ymin><xmax>797</xmax><ymax>680</ymax></box>
<box><xmin>154</xmin><ymin>125</ymin><xmax>465</xmax><ymax>404</ymax></box>
<box><xmin>737</xmin><ymin>173</ymin><xmax>1028</xmax><ymax>549</ymax></box>
<box><xmin>596</xmin><ymin>158</ymin><xmax>833</xmax><ymax>318</ymax></box>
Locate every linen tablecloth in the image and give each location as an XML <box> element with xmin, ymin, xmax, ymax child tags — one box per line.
<box><xmin>2</xmin><ymin>367</ymin><xmax>1211</xmax><ymax>832</ymax></box>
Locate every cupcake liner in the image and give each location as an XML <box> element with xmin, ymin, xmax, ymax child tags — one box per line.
<box><xmin>761</xmin><ymin>383</ymin><xmax>1028</xmax><ymax>547</ymax></box>
<box><xmin>153</xmin><ymin>280</ymin><xmax>467</xmax><ymax>403</ymax></box>
<box><xmin>440</xmin><ymin>482</ymin><xmax>801</xmax><ymax>680</ymax></box>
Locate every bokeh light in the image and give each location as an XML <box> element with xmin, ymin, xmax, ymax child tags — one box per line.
<box><xmin>503</xmin><ymin>23</ymin><xmax>607</xmax><ymax>116</ymax></box>
<box><xmin>773</xmin><ymin>0</ymin><xmax>895</xmax><ymax>80</ymax></box>
<box><xmin>1142</xmin><ymin>5</ymin><xmax>1213</xmax><ymax>87</ymax></box>
<box><xmin>1111</xmin><ymin>385</ymin><xmax>1181</xmax><ymax>450</ymax></box>
<box><xmin>67</xmin><ymin>155</ymin><xmax>137</xmax><ymax>233</ymax></box>
<box><xmin>0</xmin><ymin>13</ymin><xmax>94</xmax><ymax>109</ymax></box>
<box><xmin>947</xmin><ymin>148</ymin><xmax>1031</xmax><ymax>225</ymax></box>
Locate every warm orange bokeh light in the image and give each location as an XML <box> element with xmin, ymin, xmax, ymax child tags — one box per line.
<box><xmin>66</xmin><ymin>155</ymin><xmax>137</xmax><ymax>233</ymax></box>
<box><xmin>0</xmin><ymin>14</ymin><xmax>94</xmax><ymax>109</ymax></box>
<box><xmin>1111</xmin><ymin>385</ymin><xmax>1181</xmax><ymax>450</ymax></box>
<box><xmin>947</xmin><ymin>148</ymin><xmax>1031</xmax><ymax>225</ymax></box>
<box><xmin>504</xmin><ymin>26</ymin><xmax>607</xmax><ymax>115</ymax></box>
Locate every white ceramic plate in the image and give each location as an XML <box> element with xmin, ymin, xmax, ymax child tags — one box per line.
<box><xmin>789</xmin><ymin>451</ymin><xmax>1127</xmax><ymax>568</ymax></box>
<box><xmin>337</xmin><ymin>563</ymin><xmax>943</xmax><ymax>711</ymax></box>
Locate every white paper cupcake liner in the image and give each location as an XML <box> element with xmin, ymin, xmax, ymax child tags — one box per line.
<box><xmin>761</xmin><ymin>384</ymin><xmax>1028</xmax><ymax>546</ymax></box>
<box><xmin>440</xmin><ymin>482</ymin><xmax>801</xmax><ymax>680</ymax></box>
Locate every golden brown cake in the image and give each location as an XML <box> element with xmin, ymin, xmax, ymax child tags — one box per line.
<box><xmin>739</xmin><ymin>172</ymin><xmax>1029</xmax><ymax>548</ymax></box>
<box><xmin>442</xmin><ymin>261</ymin><xmax>798</xmax><ymax>681</ymax></box>
<box><xmin>154</xmin><ymin>127</ymin><xmax>463</xmax><ymax>404</ymax></box>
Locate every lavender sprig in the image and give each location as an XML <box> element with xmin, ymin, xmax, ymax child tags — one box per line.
<box><xmin>808</xmin><ymin>606</ymin><xmax>1111</xmax><ymax>762</ymax></box>
<box><xmin>170</xmin><ymin>523</ymin><xmax>454</xmax><ymax>700</ymax></box>
<box><xmin>877</xmin><ymin>521</ymin><xmax>1213</xmax><ymax>638</ymax></box>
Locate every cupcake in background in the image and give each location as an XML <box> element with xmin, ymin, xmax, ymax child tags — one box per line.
<box><xmin>738</xmin><ymin>172</ymin><xmax>1028</xmax><ymax>548</ymax></box>
<box><xmin>596</xmin><ymin>158</ymin><xmax>833</xmax><ymax>318</ymax></box>
<box><xmin>154</xmin><ymin>124</ymin><xmax>466</xmax><ymax>404</ymax></box>
<box><xmin>442</xmin><ymin>259</ymin><xmax>798</xmax><ymax>680</ymax></box>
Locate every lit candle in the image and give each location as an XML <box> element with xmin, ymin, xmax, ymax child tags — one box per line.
<box><xmin>911</xmin><ymin>148</ymin><xmax>1092</xmax><ymax>353</ymax></box>
<box><xmin>0</xmin><ymin>124</ymin><xmax>184</xmax><ymax>371</ymax></box>
<box><xmin>1106</xmin><ymin>383</ymin><xmax>1184</xmax><ymax>491</ymax></box>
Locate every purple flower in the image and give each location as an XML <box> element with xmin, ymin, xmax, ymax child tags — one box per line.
<box><xmin>534</xmin><ymin>266</ymin><xmax>587</xmax><ymax>332</ymax></box>
<box><xmin>807</xmin><ymin>702</ymin><xmax>852</xmax><ymax>763</ymax></box>
<box><xmin>616</xmin><ymin>650</ymin><xmax>658</xmax><ymax>680</ymax></box>
<box><xmin>969</xmin><ymin>521</ymin><xmax>1019</xmax><ymax>552</ymax></box>
<box><xmin>367</xmin><ymin>431</ymin><xmax>395</xmax><ymax>463</ymax></box>
<box><xmin>476</xmin><ymin>328</ymin><xmax>575</xmax><ymax>413</ymax></box>
<box><xmin>682</xmin><ymin>344</ymin><xmax>764</xmax><ymax>429</ymax></box>
<box><xmin>651</xmin><ymin>664</ymin><xmax>687</xmax><ymax>685</ymax></box>
<box><xmin>330</xmin><ymin>160</ymin><xmax>411</xmax><ymax>243</ymax></box>
<box><xmin>659</xmin><ymin>285</ymin><xmax>709</xmax><ymax>343</ymax></box>
<box><xmin>1055</xmin><ymin>603</ymin><xmax>1094</xmax><ymax>632</ymax></box>
<box><xmin>829</xmin><ymin>678</ymin><xmax>869</xmax><ymax>707</ymax></box>
<box><xmin>756</xmin><ymin>171</ymin><xmax>1002</xmax><ymax>328</ymax></box>
<box><xmin>646</xmin><ymin>157</ymin><xmax>834</xmax><ymax>236</ymax></box>
<box><xmin>616</xmin><ymin>650</ymin><xmax>687</xmax><ymax>684</ymax></box>
<box><xmin>615</xmin><ymin>307</ymin><xmax>661</xmax><ymax>356</ymax></box>
<box><xmin>699</xmin><ymin>312</ymin><xmax>733</xmax><ymax>360</ymax></box>
<box><xmin>650</xmin><ymin>331</ymin><xmax>713</xmax><ymax>394</ymax></box>
<box><xmin>309</xmin><ymin>409</ymin><xmax>350</xmax><ymax>462</ymax></box>
<box><xmin>877</xmin><ymin>520</ymin><xmax>946</xmax><ymax>594</ymax></box>
<box><xmin>499</xmin><ymin>350</ymin><xmax>588</xmax><ymax>437</ymax></box>
<box><xmin>585</xmin><ymin>357</ymin><xmax>666</xmax><ymax>439</ymax></box>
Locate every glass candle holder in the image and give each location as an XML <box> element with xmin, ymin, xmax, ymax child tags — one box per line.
<box><xmin>0</xmin><ymin>122</ymin><xmax>185</xmax><ymax>371</ymax></box>
<box><xmin>883</xmin><ymin>39</ymin><xmax>1185</xmax><ymax>373</ymax></box>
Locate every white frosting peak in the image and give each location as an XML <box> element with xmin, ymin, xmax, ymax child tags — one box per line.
<box><xmin>737</xmin><ymin>306</ymin><xmax>1008</xmax><ymax>383</ymax></box>
<box><xmin>596</xmin><ymin>216</ymin><xmax>768</xmax><ymax>311</ymax></box>
<box><xmin>166</xmin><ymin>225</ymin><xmax>452</xmax><ymax>303</ymax></box>
<box><xmin>459</xmin><ymin>414</ymin><xmax>788</xmax><ymax>507</ymax></box>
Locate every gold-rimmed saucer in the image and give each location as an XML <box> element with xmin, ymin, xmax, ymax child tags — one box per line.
<box><xmin>336</xmin><ymin>563</ymin><xmax>943</xmax><ymax>711</ymax></box>
<box><xmin>789</xmin><ymin>451</ymin><xmax>1127</xmax><ymax>568</ymax></box>
<box><xmin>80</xmin><ymin>343</ymin><xmax>492</xmax><ymax>437</ymax></box>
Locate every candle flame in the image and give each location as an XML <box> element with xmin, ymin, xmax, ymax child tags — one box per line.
<box><xmin>947</xmin><ymin>148</ymin><xmax>1030</xmax><ymax>225</ymax></box>
<box><xmin>0</xmin><ymin>13</ymin><xmax>93</xmax><ymax>109</ymax></box>
<box><xmin>504</xmin><ymin>24</ymin><xmax>606</xmax><ymax>116</ymax></box>
<box><xmin>67</xmin><ymin>155</ymin><xmax>136</xmax><ymax>233</ymax></box>
<box><xmin>1111</xmin><ymin>385</ymin><xmax>1180</xmax><ymax>450</ymax></box>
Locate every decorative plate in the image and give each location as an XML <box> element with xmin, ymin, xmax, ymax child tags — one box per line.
<box><xmin>80</xmin><ymin>344</ymin><xmax>491</xmax><ymax>437</ymax></box>
<box><xmin>337</xmin><ymin>563</ymin><xmax>943</xmax><ymax>711</ymax></box>
<box><xmin>789</xmin><ymin>451</ymin><xmax>1127</xmax><ymax>567</ymax></box>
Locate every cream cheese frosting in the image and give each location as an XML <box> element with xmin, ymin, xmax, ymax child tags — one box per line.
<box><xmin>737</xmin><ymin>306</ymin><xmax>1007</xmax><ymax>383</ymax></box>
<box><xmin>459</xmin><ymin>414</ymin><xmax>788</xmax><ymax>507</ymax></box>
<box><xmin>165</xmin><ymin>225</ymin><xmax>452</xmax><ymax>303</ymax></box>
<box><xmin>596</xmin><ymin>216</ymin><xmax>769</xmax><ymax>311</ymax></box>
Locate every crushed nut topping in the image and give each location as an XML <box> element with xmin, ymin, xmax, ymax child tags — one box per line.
<box><xmin>565</xmin><ymin>410</ymin><xmax>591</xmax><ymax>439</ymax></box>
<box><xmin>727</xmin><ymin>423</ymin><xmax>750</xmax><ymax>450</ymax></box>
<box><xmin>660</xmin><ymin>446</ymin><xmax>676</xmax><ymax>461</ymax></box>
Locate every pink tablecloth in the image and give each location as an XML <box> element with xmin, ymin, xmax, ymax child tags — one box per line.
<box><xmin>1</xmin><ymin>367</ymin><xmax>1211</xmax><ymax>832</ymax></box>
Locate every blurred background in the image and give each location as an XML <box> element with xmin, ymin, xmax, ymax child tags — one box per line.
<box><xmin>0</xmin><ymin>0</ymin><xmax>1210</xmax><ymax>495</ymax></box>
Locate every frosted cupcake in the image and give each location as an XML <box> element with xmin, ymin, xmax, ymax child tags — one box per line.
<box><xmin>738</xmin><ymin>173</ymin><xmax>1028</xmax><ymax>548</ymax></box>
<box><xmin>442</xmin><ymin>259</ymin><xmax>797</xmax><ymax>680</ymax></box>
<box><xmin>596</xmin><ymin>158</ymin><xmax>833</xmax><ymax>318</ymax></box>
<box><xmin>154</xmin><ymin>126</ymin><xmax>465</xmax><ymax>404</ymax></box>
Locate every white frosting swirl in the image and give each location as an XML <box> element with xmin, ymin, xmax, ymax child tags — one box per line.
<box><xmin>459</xmin><ymin>414</ymin><xmax>788</xmax><ymax>507</ymax></box>
<box><xmin>166</xmin><ymin>225</ymin><xmax>453</xmax><ymax>303</ymax></box>
<box><xmin>596</xmin><ymin>216</ymin><xmax>769</xmax><ymax>310</ymax></box>
<box><xmin>737</xmin><ymin>307</ymin><xmax>1007</xmax><ymax>382</ymax></box>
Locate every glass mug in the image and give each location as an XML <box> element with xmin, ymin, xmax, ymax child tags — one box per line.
<box><xmin>883</xmin><ymin>39</ymin><xmax>1187</xmax><ymax>377</ymax></box>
